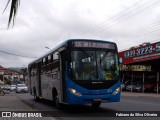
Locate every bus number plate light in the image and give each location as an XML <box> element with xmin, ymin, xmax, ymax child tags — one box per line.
<box><xmin>93</xmin><ymin>98</ymin><xmax>102</xmax><ymax>102</ymax></box>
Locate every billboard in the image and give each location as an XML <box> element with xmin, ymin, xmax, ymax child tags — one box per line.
<box><xmin>119</xmin><ymin>41</ymin><xmax>160</xmax><ymax>64</ymax></box>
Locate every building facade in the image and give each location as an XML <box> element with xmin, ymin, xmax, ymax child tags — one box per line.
<box><xmin>119</xmin><ymin>41</ymin><xmax>160</xmax><ymax>93</ymax></box>
<box><xmin>0</xmin><ymin>66</ymin><xmax>24</xmax><ymax>84</ymax></box>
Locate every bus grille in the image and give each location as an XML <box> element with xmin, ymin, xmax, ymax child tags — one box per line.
<box><xmin>74</xmin><ymin>80</ymin><xmax>118</xmax><ymax>90</ymax></box>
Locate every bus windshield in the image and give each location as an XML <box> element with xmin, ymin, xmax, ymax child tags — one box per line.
<box><xmin>69</xmin><ymin>50</ymin><xmax>119</xmax><ymax>81</ymax></box>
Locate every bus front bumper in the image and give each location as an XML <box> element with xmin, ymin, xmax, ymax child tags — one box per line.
<box><xmin>67</xmin><ymin>91</ymin><xmax>120</xmax><ymax>105</ymax></box>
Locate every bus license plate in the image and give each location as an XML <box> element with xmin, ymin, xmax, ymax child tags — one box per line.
<box><xmin>93</xmin><ymin>98</ymin><xmax>102</xmax><ymax>102</ymax></box>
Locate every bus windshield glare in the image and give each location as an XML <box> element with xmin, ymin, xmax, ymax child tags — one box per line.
<box><xmin>69</xmin><ymin>50</ymin><xmax>119</xmax><ymax>81</ymax></box>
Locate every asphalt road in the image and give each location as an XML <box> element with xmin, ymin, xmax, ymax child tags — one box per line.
<box><xmin>12</xmin><ymin>92</ymin><xmax>160</xmax><ymax>120</ymax></box>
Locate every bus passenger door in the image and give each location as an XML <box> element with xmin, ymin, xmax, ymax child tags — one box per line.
<box><xmin>60</xmin><ymin>50</ymin><xmax>67</xmax><ymax>103</ymax></box>
<box><xmin>37</xmin><ymin>62</ymin><xmax>42</xmax><ymax>97</ymax></box>
<box><xmin>28</xmin><ymin>67</ymin><xmax>32</xmax><ymax>94</ymax></box>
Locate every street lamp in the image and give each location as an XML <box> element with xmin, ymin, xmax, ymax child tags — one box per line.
<box><xmin>45</xmin><ymin>47</ymin><xmax>51</xmax><ymax>50</ymax></box>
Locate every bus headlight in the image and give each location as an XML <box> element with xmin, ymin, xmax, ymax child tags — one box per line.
<box><xmin>69</xmin><ymin>88</ymin><xmax>82</xmax><ymax>96</ymax></box>
<box><xmin>112</xmin><ymin>87</ymin><xmax>120</xmax><ymax>95</ymax></box>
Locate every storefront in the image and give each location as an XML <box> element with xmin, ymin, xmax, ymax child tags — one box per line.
<box><xmin>119</xmin><ymin>41</ymin><xmax>160</xmax><ymax>93</ymax></box>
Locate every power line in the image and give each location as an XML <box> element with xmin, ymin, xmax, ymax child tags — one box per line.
<box><xmin>81</xmin><ymin>0</ymin><xmax>156</xmax><ymax>37</ymax></box>
<box><xmin>115</xmin><ymin>25</ymin><xmax>160</xmax><ymax>44</ymax></box>
<box><xmin>79</xmin><ymin>0</ymin><xmax>160</xmax><ymax>47</ymax></box>
<box><xmin>86</xmin><ymin>0</ymin><xmax>160</xmax><ymax>38</ymax></box>
<box><xmin>116</xmin><ymin>29</ymin><xmax>160</xmax><ymax>50</ymax></box>
<box><xmin>80</xmin><ymin>0</ymin><xmax>145</xmax><ymax>35</ymax></box>
<box><xmin>111</xmin><ymin>20</ymin><xmax>160</xmax><ymax>41</ymax></box>
<box><xmin>120</xmin><ymin>27</ymin><xmax>160</xmax><ymax>41</ymax></box>
<box><xmin>0</xmin><ymin>50</ymin><xmax>37</xmax><ymax>58</ymax></box>
<box><xmin>119</xmin><ymin>38</ymin><xmax>160</xmax><ymax>52</ymax></box>
<box><xmin>115</xmin><ymin>21</ymin><xmax>160</xmax><ymax>51</ymax></box>
<box><xmin>118</xmin><ymin>28</ymin><xmax>160</xmax><ymax>48</ymax></box>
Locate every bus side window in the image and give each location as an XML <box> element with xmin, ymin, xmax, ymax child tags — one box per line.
<box><xmin>43</xmin><ymin>58</ymin><xmax>45</xmax><ymax>65</ymax></box>
<box><xmin>48</xmin><ymin>55</ymin><xmax>51</xmax><ymax>63</ymax></box>
<box><xmin>46</xmin><ymin>57</ymin><xmax>48</xmax><ymax>64</ymax></box>
<box><xmin>53</xmin><ymin>52</ymin><xmax>58</xmax><ymax>60</ymax></box>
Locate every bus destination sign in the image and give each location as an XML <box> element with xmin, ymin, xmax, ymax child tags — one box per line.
<box><xmin>73</xmin><ymin>41</ymin><xmax>115</xmax><ymax>49</ymax></box>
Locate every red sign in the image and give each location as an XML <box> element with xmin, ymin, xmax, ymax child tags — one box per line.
<box><xmin>119</xmin><ymin>41</ymin><xmax>160</xmax><ymax>64</ymax></box>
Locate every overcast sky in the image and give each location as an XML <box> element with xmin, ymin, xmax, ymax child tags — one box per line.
<box><xmin>0</xmin><ymin>0</ymin><xmax>160</xmax><ymax>68</ymax></box>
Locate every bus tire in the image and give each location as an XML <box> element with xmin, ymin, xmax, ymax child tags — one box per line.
<box><xmin>34</xmin><ymin>88</ymin><xmax>39</xmax><ymax>102</ymax></box>
<box><xmin>92</xmin><ymin>103</ymin><xmax>101</xmax><ymax>109</ymax></box>
<box><xmin>52</xmin><ymin>88</ymin><xmax>57</xmax><ymax>105</ymax></box>
<box><xmin>55</xmin><ymin>96</ymin><xmax>62</xmax><ymax>109</ymax></box>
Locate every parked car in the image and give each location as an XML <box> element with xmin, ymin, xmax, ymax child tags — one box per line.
<box><xmin>4</xmin><ymin>85</ymin><xmax>11</xmax><ymax>91</ymax></box>
<box><xmin>16</xmin><ymin>84</ymin><xmax>28</xmax><ymax>93</ymax></box>
<box><xmin>3</xmin><ymin>85</ymin><xmax>7</xmax><ymax>90</ymax></box>
<box><xmin>126</xmin><ymin>82</ymin><xmax>143</xmax><ymax>92</ymax></box>
<box><xmin>10</xmin><ymin>85</ymin><xmax>16</xmax><ymax>92</ymax></box>
<box><xmin>124</xmin><ymin>80</ymin><xmax>131</xmax><ymax>86</ymax></box>
<box><xmin>121</xmin><ymin>83</ymin><xmax>125</xmax><ymax>90</ymax></box>
<box><xmin>144</xmin><ymin>83</ymin><xmax>157</xmax><ymax>92</ymax></box>
<box><xmin>133</xmin><ymin>84</ymin><xmax>142</xmax><ymax>92</ymax></box>
<box><xmin>121</xmin><ymin>80</ymin><xmax>132</xmax><ymax>91</ymax></box>
<box><xmin>126</xmin><ymin>84</ymin><xmax>136</xmax><ymax>91</ymax></box>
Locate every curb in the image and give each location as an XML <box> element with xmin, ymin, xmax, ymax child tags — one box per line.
<box><xmin>121</xmin><ymin>92</ymin><xmax>160</xmax><ymax>98</ymax></box>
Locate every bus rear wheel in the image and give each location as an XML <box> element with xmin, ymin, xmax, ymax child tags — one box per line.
<box><xmin>92</xmin><ymin>103</ymin><xmax>101</xmax><ymax>108</ymax></box>
<box><xmin>34</xmin><ymin>89</ymin><xmax>39</xmax><ymax>102</ymax></box>
<box><xmin>55</xmin><ymin>96</ymin><xmax>63</xmax><ymax>109</ymax></box>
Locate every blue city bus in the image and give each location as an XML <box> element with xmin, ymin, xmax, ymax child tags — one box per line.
<box><xmin>28</xmin><ymin>39</ymin><xmax>120</xmax><ymax>108</ymax></box>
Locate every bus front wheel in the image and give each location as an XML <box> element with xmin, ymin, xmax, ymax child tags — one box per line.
<box><xmin>92</xmin><ymin>103</ymin><xmax>101</xmax><ymax>108</ymax></box>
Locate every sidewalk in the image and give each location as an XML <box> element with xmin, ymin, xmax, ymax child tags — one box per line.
<box><xmin>121</xmin><ymin>91</ymin><xmax>160</xmax><ymax>98</ymax></box>
<box><xmin>0</xmin><ymin>92</ymin><xmax>56</xmax><ymax>120</ymax></box>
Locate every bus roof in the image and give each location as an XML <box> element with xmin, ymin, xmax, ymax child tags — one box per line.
<box><xmin>28</xmin><ymin>39</ymin><xmax>116</xmax><ymax>66</ymax></box>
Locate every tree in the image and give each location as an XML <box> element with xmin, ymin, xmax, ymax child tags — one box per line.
<box><xmin>20</xmin><ymin>67</ymin><xmax>27</xmax><ymax>78</ymax></box>
<box><xmin>3</xmin><ymin>0</ymin><xmax>20</xmax><ymax>28</ymax></box>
